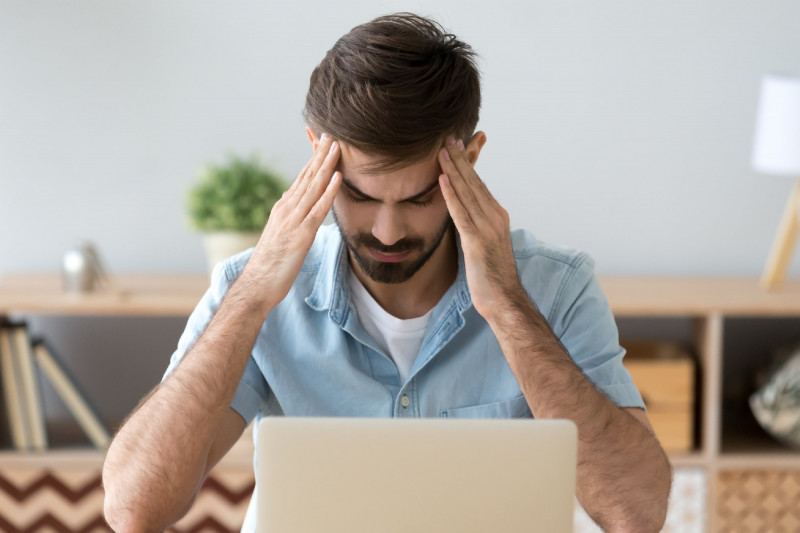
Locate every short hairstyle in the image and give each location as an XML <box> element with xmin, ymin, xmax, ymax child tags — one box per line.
<box><xmin>303</xmin><ymin>12</ymin><xmax>481</xmax><ymax>172</ymax></box>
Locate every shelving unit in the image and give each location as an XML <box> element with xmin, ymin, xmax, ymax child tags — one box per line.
<box><xmin>601</xmin><ymin>277</ymin><xmax>800</xmax><ymax>532</ymax></box>
<box><xmin>1</xmin><ymin>274</ymin><xmax>799</xmax><ymax>531</ymax></box>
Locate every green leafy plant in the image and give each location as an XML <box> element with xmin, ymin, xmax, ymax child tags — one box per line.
<box><xmin>187</xmin><ymin>154</ymin><xmax>289</xmax><ymax>232</ymax></box>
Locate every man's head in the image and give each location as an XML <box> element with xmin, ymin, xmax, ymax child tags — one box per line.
<box><xmin>304</xmin><ymin>13</ymin><xmax>485</xmax><ymax>284</ymax></box>
<box><xmin>303</xmin><ymin>12</ymin><xmax>481</xmax><ymax>171</ymax></box>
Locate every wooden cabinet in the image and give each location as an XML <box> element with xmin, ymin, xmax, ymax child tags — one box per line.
<box><xmin>600</xmin><ymin>277</ymin><xmax>800</xmax><ymax>532</ymax></box>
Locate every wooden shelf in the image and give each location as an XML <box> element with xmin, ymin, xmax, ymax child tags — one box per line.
<box><xmin>718</xmin><ymin>450</ymin><xmax>800</xmax><ymax>470</ymax></box>
<box><xmin>598</xmin><ymin>277</ymin><xmax>800</xmax><ymax>531</ymax></box>
<box><xmin>0</xmin><ymin>273</ymin><xmax>208</xmax><ymax>316</ymax></box>
<box><xmin>0</xmin><ymin>429</ymin><xmax>255</xmax><ymax>470</ymax></box>
<box><xmin>600</xmin><ymin>277</ymin><xmax>800</xmax><ymax>317</ymax></box>
<box><xmin>668</xmin><ymin>452</ymin><xmax>708</xmax><ymax>468</ymax></box>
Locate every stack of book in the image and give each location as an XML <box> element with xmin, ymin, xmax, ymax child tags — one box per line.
<box><xmin>0</xmin><ymin>321</ymin><xmax>110</xmax><ymax>451</ymax></box>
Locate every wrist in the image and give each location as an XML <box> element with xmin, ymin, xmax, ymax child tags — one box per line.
<box><xmin>481</xmin><ymin>283</ymin><xmax>534</xmax><ymax>325</ymax></box>
<box><xmin>229</xmin><ymin>269</ymin><xmax>279</xmax><ymax>320</ymax></box>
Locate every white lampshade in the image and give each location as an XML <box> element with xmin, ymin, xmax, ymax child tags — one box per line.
<box><xmin>752</xmin><ymin>74</ymin><xmax>800</xmax><ymax>176</ymax></box>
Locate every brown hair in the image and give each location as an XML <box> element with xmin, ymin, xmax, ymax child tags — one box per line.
<box><xmin>303</xmin><ymin>13</ymin><xmax>481</xmax><ymax>171</ymax></box>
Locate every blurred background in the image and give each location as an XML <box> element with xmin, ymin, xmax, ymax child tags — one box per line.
<box><xmin>1</xmin><ymin>0</ymin><xmax>799</xmax><ymax>454</ymax></box>
<box><xmin>3</xmin><ymin>2</ymin><xmax>800</xmax><ymax>530</ymax></box>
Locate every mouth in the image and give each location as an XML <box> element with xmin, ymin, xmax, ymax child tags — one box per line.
<box><xmin>368</xmin><ymin>248</ymin><xmax>412</xmax><ymax>263</ymax></box>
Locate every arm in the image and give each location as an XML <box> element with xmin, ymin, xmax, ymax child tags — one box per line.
<box><xmin>437</xmin><ymin>135</ymin><xmax>671</xmax><ymax>532</ymax></box>
<box><xmin>102</xmin><ymin>134</ymin><xmax>343</xmax><ymax>533</ymax></box>
<box><xmin>482</xmin><ymin>290</ymin><xmax>670</xmax><ymax>532</ymax></box>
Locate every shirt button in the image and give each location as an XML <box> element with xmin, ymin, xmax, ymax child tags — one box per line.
<box><xmin>400</xmin><ymin>395</ymin><xmax>410</xmax><ymax>408</ymax></box>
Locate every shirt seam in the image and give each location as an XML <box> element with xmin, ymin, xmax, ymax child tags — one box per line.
<box><xmin>547</xmin><ymin>252</ymin><xmax>591</xmax><ymax>325</ymax></box>
<box><xmin>223</xmin><ymin>260</ymin><xmax>234</xmax><ymax>284</ymax></box>
<box><xmin>513</xmin><ymin>246</ymin><xmax>585</xmax><ymax>267</ymax></box>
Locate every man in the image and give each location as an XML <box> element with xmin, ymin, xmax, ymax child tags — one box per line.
<box><xmin>103</xmin><ymin>13</ymin><xmax>671</xmax><ymax>532</ymax></box>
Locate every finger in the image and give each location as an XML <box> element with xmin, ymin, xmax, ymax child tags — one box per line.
<box><xmin>438</xmin><ymin>147</ymin><xmax>487</xmax><ymax>219</ymax></box>
<box><xmin>445</xmin><ymin>137</ymin><xmax>496</xmax><ymax>203</ymax></box>
<box><xmin>286</xmin><ymin>136</ymin><xmax>336</xmax><ymax>206</ymax></box>
<box><xmin>295</xmin><ymin>140</ymin><xmax>340</xmax><ymax>217</ymax></box>
<box><xmin>303</xmin><ymin>171</ymin><xmax>342</xmax><ymax>229</ymax></box>
<box><xmin>438</xmin><ymin>173</ymin><xmax>477</xmax><ymax>235</ymax></box>
<box><xmin>305</xmin><ymin>133</ymin><xmax>336</xmax><ymax>179</ymax></box>
<box><xmin>289</xmin><ymin>133</ymin><xmax>336</xmax><ymax>200</ymax></box>
<box><xmin>285</xmin><ymin>158</ymin><xmax>314</xmax><ymax>197</ymax></box>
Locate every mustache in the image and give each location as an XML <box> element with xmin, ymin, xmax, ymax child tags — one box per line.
<box><xmin>352</xmin><ymin>233</ymin><xmax>424</xmax><ymax>254</ymax></box>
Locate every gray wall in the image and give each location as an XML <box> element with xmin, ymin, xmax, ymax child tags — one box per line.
<box><xmin>2</xmin><ymin>1</ymin><xmax>799</xmax><ymax>440</ymax></box>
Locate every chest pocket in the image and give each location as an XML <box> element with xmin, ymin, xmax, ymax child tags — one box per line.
<box><xmin>440</xmin><ymin>394</ymin><xmax>532</xmax><ymax>419</ymax></box>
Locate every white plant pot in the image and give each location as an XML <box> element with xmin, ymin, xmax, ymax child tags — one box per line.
<box><xmin>201</xmin><ymin>231</ymin><xmax>261</xmax><ymax>274</ymax></box>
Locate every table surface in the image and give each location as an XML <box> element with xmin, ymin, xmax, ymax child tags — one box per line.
<box><xmin>1</xmin><ymin>273</ymin><xmax>800</xmax><ymax>317</ymax></box>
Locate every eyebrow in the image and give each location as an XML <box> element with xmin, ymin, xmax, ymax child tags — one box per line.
<box><xmin>341</xmin><ymin>176</ymin><xmax>440</xmax><ymax>203</ymax></box>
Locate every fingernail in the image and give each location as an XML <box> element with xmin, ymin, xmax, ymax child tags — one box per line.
<box><xmin>329</xmin><ymin>141</ymin><xmax>338</xmax><ymax>153</ymax></box>
<box><xmin>457</xmin><ymin>139</ymin><xmax>465</xmax><ymax>151</ymax></box>
<box><xmin>321</xmin><ymin>133</ymin><xmax>329</xmax><ymax>141</ymax></box>
<box><xmin>441</xmin><ymin>147</ymin><xmax>450</xmax><ymax>161</ymax></box>
<box><xmin>447</xmin><ymin>136</ymin><xmax>456</xmax><ymax>147</ymax></box>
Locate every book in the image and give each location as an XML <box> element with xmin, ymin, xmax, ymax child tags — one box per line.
<box><xmin>0</xmin><ymin>325</ymin><xmax>29</xmax><ymax>450</ymax></box>
<box><xmin>31</xmin><ymin>339</ymin><xmax>110</xmax><ymax>449</ymax></box>
<box><xmin>11</xmin><ymin>323</ymin><xmax>47</xmax><ymax>451</ymax></box>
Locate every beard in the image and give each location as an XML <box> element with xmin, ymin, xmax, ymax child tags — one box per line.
<box><xmin>332</xmin><ymin>207</ymin><xmax>453</xmax><ymax>284</ymax></box>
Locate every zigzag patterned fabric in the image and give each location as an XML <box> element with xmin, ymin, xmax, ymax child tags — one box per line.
<box><xmin>0</xmin><ymin>467</ymin><xmax>254</xmax><ymax>533</ymax></box>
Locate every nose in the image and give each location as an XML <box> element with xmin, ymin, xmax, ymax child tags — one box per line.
<box><xmin>371</xmin><ymin>206</ymin><xmax>405</xmax><ymax>247</ymax></box>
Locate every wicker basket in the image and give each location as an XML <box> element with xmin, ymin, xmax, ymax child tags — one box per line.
<box><xmin>717</xmin><ymin>470</ymin><xmax>800</xmax><ymax>532</ymax></box>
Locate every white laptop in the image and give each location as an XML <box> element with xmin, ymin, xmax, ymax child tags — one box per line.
<box><xmin>256</xmin><ymin>417</ymin><xmax>577</xmax><ymax>533</ymax></box>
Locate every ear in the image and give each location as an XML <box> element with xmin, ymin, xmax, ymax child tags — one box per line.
<box><xmin>465</xmin><ymin>131</ymin><xmax>487</xmax><ymax>166</ymax></box>
<box><xmin>306</xmin><ymin>126</ymin><xmax>319</xmax><ymax>151</ymax></box>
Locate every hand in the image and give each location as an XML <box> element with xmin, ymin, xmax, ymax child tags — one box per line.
<box><xmin>437</xmin><ymin>136</ymin><xmax>523</xmax><ymax>322</ymax></box>
<box><xmin>241</xmin><ymin>133</ymin><xmax>341</xmax><ymax>311</ymax></box>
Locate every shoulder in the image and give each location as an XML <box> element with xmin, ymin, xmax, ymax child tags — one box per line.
<box><xmin>510</xmin><ymin>229</ymin><xmax>596</xmax><ymax>322</ymax></box>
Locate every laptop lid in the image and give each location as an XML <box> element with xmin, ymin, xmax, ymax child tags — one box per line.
<box><xmin>256</xmin><ymin>417</ymin><xmax>577</xmax><ymax>533</ymax></box>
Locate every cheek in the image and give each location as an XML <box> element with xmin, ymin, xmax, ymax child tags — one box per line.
<box><xmin>333</xmin><ymin>197</ymin><xmax>372</xmax><ymax>227</ymax></box>
<box><xmin>411</xmin><ymin>204</ymin><xmax>449</xmax><ymax>233</ymax></box>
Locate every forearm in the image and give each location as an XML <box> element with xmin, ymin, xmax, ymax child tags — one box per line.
<box><xmin>102</xmin><ymin>274</ymin><xmax>270</xmax><ymax>532</ymax></box>
<box><xmin>487</xmin><ymin>294</ymin><xmax>671</xmax><ymax>532</ymax></box>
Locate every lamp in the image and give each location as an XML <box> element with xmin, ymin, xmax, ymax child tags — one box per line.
<box><xmin>752</xmin><ymin>74</ymin><xmax>800</xmax><ymax>290</ymax></box>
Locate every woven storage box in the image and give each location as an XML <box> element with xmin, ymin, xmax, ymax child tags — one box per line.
<box><xmin>622</xmin><ymin>341</ymin><xmax>695</xmax><ymax>452</ymax></box>
<box><xmin>717</xmin><ymin>470</ymin><xmax>800</xmax><ymax>532</ymax></box>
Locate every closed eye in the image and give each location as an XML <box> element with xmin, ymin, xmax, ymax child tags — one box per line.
<box><xmin>408</xmin><ymin>197</ymin><xmax>434</xmax><ymax>207</ymax></box>
<box><xmin>345</xmin><ymin>193</ymin><xmax>372</xmax><ymax>205</ymax></box>
<box><xmin>345</xmin><ymin>192</ymin><xmax>434</xmax><ymax>208</ymax></box>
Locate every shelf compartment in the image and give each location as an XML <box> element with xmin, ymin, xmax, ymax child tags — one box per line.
<box><xmin>720</xmin><ymin>413</ymin><xmax>800</xmax><ymax>470</ymax></box>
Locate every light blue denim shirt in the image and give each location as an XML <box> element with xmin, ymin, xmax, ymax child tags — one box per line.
<box><xmin>164</xmin><ymin>223</ymin><xmax>643</xmax><ymax>529</ymax></box>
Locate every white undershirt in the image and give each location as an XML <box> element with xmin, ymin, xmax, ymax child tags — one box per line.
<box><xmin>348</xmin><ymin>270</ymin><xmax>433</xmax><ymax>383</ymax></box>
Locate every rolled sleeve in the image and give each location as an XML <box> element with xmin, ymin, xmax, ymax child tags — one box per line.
<box><xmin>550</xmin><ymin>255</ymin><xmax>645</xmax><ymax>410</ymax></box>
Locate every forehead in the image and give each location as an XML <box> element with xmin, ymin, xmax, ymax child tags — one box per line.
<box><xmin>337</xmin><ymin>143</ymin><xmax>441</xmax><ymax>197</ymax></box>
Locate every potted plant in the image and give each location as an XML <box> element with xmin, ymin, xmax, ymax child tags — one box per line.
<box><xmin>187</xmin><ymin>154</ymin><xmax>289</xmax><ymax>272</ymax></box>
